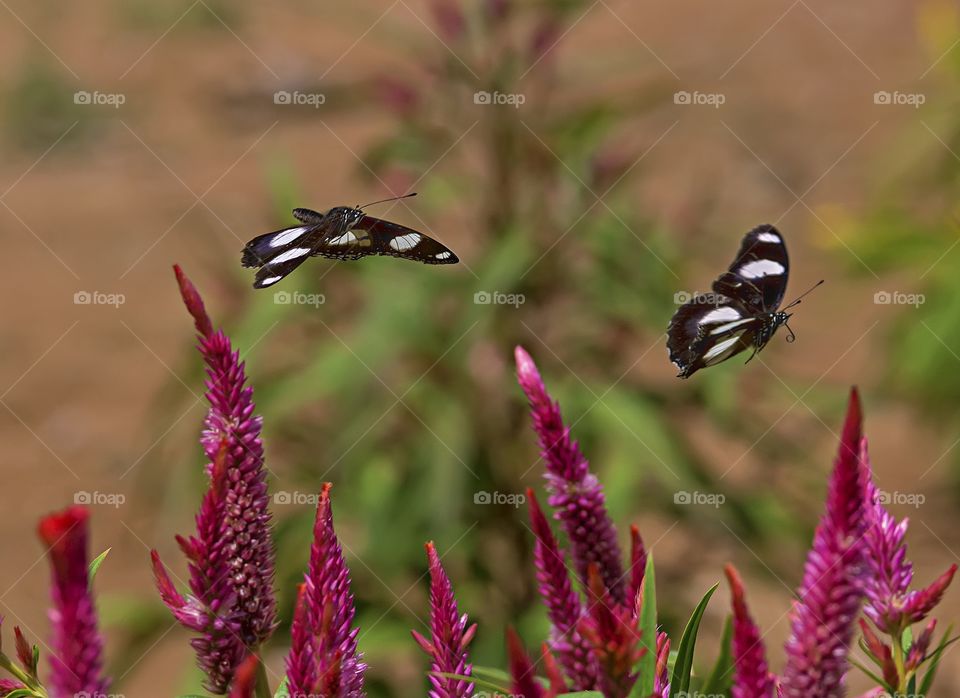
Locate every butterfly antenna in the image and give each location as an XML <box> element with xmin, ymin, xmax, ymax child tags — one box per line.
<box><xmin>357</xmin><ymin>192</ymin><xmax>418</xmax><ymax>209</ymax></box>
<box><xmin>783</xmin><ymin>279</ymin><xmax>825</xmax><ymax>310</ymax></box>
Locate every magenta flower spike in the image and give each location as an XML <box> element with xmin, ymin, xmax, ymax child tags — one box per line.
<box><xmin>412</xmin><ymin>542</ymin><xmax>476</xmax><ymax>698</ymax></box>
<box><xmin>577</xmin><ymin>564</ymin><xmax>644</xmax><ymax>697</ymax></box>
<box><xmin>527</xmin><ymin>489</ymin><xmax>598</xmax><ymax>689</ymax></box>
<box><xmin>37</xmin><ymin>506</ymin><xmax>109</xmax><ymax>698</ymax></box>
<box><xmin>506</xmin><ymin>627</ymin><xmax>545</xmax><ymax>698</ymax></box>
<box><xmin>627</xmin><ymin>525</ymin><xmax>647</xmax><ymax>617</ymax></box>
<box><xmin>151</xmin><ymin>265</ymin><xmax>277</xmax><ymax>693</ymax></box>
<box><xmin>285</xmin><ymin>483</ymin><xmax>365</xmax><ymax>697</ymax></box>
<box><xmin>515</xmin><ymin>346</ymin><xmax>626</xmax><ymax>604</ymax></box>
<box><xmin>781</xmin><ymin>388</ymin><xmax>870</xmax><ymax>698</ymax></box>
<box><xmin>724</xmin><ymin>564</ymin><xmax>774</xmax><ymax>698</ymax></box>
<box><xmin>654</xmin><ymin>631</ymin><xmax>671</xmax><ymax>698</ymax></box>
<box><xmin>863</xmin><ymin>449</ymin><xmax>957</xmax><ymax>635</ymax></box>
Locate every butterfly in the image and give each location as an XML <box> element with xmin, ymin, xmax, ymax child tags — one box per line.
<box><xmin>667</xmin><ymin>224</ymin><xmax>822</xmax><ymax>378</ymax></box>
<box><xmin>241</xmin><ymin>193</ymin><xmax>458</xmax><ymax>289</ymax></box>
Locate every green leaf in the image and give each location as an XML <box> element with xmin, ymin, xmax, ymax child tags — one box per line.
<box><xmin>470</xmin><ymin>665</ymin><xmax>513</xmax><ymax>683</ymax></box>
<box><xmin>630</xmin><ymin>554</ymin><xmax>658</xmax><ymax>697</ymax></box>
<box><xmin>273</xmin><ymin>676</ymin><xmax>290</xmax><ymax>698</ymax></box>
<box><xmin>849</xmin><ymin>657</ymin><xmax>890</xmax><ymax>689</ymax></box>
<box><xmin>669</xmin><ymin>582</ymin><xmax>719</xmax><ymax>697</ymax></box>
<box><xmin>701</xmin><ymin>614</ymin><xmax>733</xmax><ymax>695</ymax></box>
<box><xmin>433</xmin><ymin>671</ymin><xmax>512</xmax><ymax>694</ymax></box>
<box><xmin>88</xmin><ymin>547</ymin><xmax>111</xmax><ymax>583</ymax></box>
<box><xmin>919</xmin><ymin>625</ymin><xmax>956</xmax><ymax>695</ymax></box>
<box><xmin>901</xmin><ymin>625</ymin><xmax>913</xmax><ymax>654</ymax></box>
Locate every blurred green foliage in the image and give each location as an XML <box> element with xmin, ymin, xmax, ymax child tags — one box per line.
<box><xmin>824</xmin><ymin>0</ymin><xmax>960</xmax><ymax>486</ymax></box>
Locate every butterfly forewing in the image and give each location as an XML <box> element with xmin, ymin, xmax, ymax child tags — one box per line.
<box><xmin>242</xmin><ymin>220</ymin><xmax>334</xmax><ymax>288</ymax></box>
<box><xmin>713</xmin><ymin>224</ymin><xmax>789</xmax><ymax>312</ymax></box>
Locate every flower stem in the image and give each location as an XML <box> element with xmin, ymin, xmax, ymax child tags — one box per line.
<box><xmin>254</xmin><ymin>661</ymin><xmax>271</xmax><ymax>698</ymax></box>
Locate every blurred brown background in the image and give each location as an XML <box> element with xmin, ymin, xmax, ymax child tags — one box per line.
<box><xmin>1</xmin><ymin>0</ymin><xmax>959</xmax><ymax>695</ymax></box>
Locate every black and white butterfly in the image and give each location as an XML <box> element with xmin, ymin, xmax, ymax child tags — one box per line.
<box><xmin>667</xmin><ymin>224</ymin><xmax>822</xmax><ymax>379</ymax></box>
<box><xmin>241</xmin><ymin>194</ymin><xmax>458</xmax><ymax>289</ymax></box>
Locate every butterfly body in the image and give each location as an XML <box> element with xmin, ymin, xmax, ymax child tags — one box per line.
<box><xmin>242</xmin><ymin>201</ymin><xmax>458</xmax><ymax>289</ymax></box>
<box><xmin>668</xmin><ymin>224</ymin><xmax>803</xmax><ymax>378</ymax></box>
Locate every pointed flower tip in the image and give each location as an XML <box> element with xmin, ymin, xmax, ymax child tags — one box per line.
<box><xmin>843</xmin><ymin>386</ymin><xmax>863</xmax><ymax>443</ymax></box>
<box><xmin>37</xmin><ymin>505</ymin><xmax>88</xmax><ymax>548</ymax></box>
<box><xmin>514</xmin><ymin>345</ymin><xmax>540</xmax><ymax>384</ymax></box>
<box><xmin>173</xmin><ymin>264</ymin><xmax>213</xmax><ymax>338</ymax></box>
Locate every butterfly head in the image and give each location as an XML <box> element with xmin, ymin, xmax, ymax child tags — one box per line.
<box><xmin>775</xmin><ymin>311</ymin><xmax>797</xmax><ymax>343</ymax></box>
<box><xmin>332</xmin><ymin>206</ymin><xmax>366</xmax><ymax>227</ymax></box>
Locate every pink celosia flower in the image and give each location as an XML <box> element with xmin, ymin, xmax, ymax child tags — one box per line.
<box><xmin>527</xmin><ymin>489</ymin><xmax>598</xmax><ymax>689</ymax></box>
<box><xmin>515</xmin><ymin>346</ymin><xmax>625</xmax><ymax>604</ymax></box>
<box><xmin>152</xmin><ymin>265</ymin><xmax>277</xmax><ymax>693</ymax></box>
<box><xmin>412</xmin><ymin>542</ymin><xmax>476</xmax><ymax>698</ymax></box>
<box><xmin>37</xmin><ymin>506</ymin><xmax>109</xmax><ymax>698</ymax></box>
<box><xmin>506</xmin><ymin>627</ymin><xmax>545</xmax><ymax>698</ymax></box>
<box><xmin>725</xmin><ymin>564</ymin><xmax>774</xmax><ymax>698</ymax></box>
<box><xmin>781</xmin><ymin>388</ymin><xmax>869</xmax><ymax>698</ymax></box>
<box><xmin>285</xmin><ymin>483</ymin><xmax>365</xmax><ymax>697</ymax></box>
<box><xmin>577</xmin><ymin>564</ymin><xmax>644</xmax><ymax>697</ymax></box>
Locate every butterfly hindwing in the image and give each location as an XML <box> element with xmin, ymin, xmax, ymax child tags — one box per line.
<box><xmin>241</xmin><ymin>221</ymin><xmax>330</xmax><ymax>289</ymax></box>
<box><xmin>667</xmin><ymin>298</ymin><xmax>761</xmax><ymax>377</ymax></box>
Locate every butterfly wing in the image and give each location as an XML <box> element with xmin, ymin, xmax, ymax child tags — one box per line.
<box><xmin>310</xmin><ymin>215</ymin><xmax>458</xmax><ymax>264</ymax></box>
<box><xmin>241</xmin><ymin>220</ymin><xmax>331</xmax><ymax>289</ymax></box>
<box><xmin>667</xmin><ymin>298</ymin><xmax>762</xmax><ymax>378</ymax></box>
<box><xmin>711</xmin><ymin>224</ymin><xmax>789</xmax><ymax>312</ymax></box>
